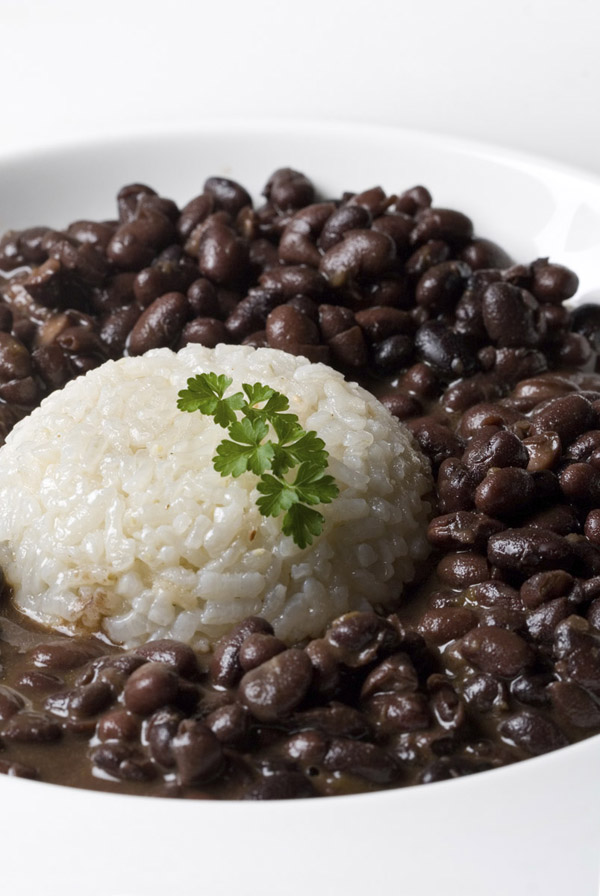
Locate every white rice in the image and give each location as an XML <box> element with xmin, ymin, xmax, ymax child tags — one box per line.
<box><xmin>0</xmin><ymin>344</ymin><xmax>432</xmax><ymax>653</ymax></box>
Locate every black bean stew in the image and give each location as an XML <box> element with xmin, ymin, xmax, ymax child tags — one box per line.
<box><xmin>0</xmin><ymin>170</ymin><xmax>599</xmax><ymax>799</ymax></box>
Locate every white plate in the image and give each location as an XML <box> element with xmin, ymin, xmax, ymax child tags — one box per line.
<box><xmin>0</xmin><ymin>122</ymin><xmax>599</xmax><ymax>896</ymax></box>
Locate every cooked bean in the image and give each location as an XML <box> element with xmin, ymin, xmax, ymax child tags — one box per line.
<box><xmin>325</xmin><ymin>612</ymin><xmax>398</xmax><ymax>667</ymax></box>
<box><xmin>520</xmin><ymin>570</ymin><xmax>574</xmax><ymax>610</ymax></box>
<box><xmin>172</xmin><ymin>719</ymin><xmax>223</xmax><ymax>786</ymax></box>
<box><xmin>366</xmin><ymin>691</ymin><xmax>430</xmax><ymax>735</ymax></box>
<box><xmin>437</xmin><ymin>551</ymin><xmax>490</xmax><ymax>587</ymax></box>
<box><xmin>239</xmin><ymin>633</ymin><xmax>286</xmax><ymax>672</ymax></box>
<box><xmin>548</xmin><ymin>681</ymin><xmax>600</xmax><ymax>728</ymax></box>
<box><xmin>474</xmin><ymin>468</ymin><xmax>535</xmax><ymax>519</ymax></box>
<box><xmin>488</xmin><ymin>527</ymin><xmax>573</xmax><ymax>575</ymax></box>
<box><xmin>410</xmin><ymin>207</ymin><xmax>473</xmax><ymax>247</ymax></box>
<box><xmin>210</xmin><ymin>616</ymin><xmax>274</xmax><ymax>687</ymax></box>
<box><xmin>90</xmin><ymin>742</ymin><xmax>155</xmax><ymax>781</ymax></box>
<box><xmin>319</xmin><ymin>229</ymin><xmax>395</xmax><ymax>287</ymax></box>
<box><xmin>2</xmin><ymin>711</ymin><xmax>62</xmax><ymax>743</ymax></box>
<box><xmin>323</xmin><ymin>738</ymin><xmax>399</xmax><ymax>783</ymax></box>
<box><xmin>530</xmin><ymin>259</ymin><xmax>579</xmax><ymax>303</ymax></box>
<box><xmin>360</xmin><ymin>653</ymin><xmax>419</xmax><ymax>699</ymax></box>
<box><xmin>418</xmin><ymin>607</ymin><xmax>478</xmax><ymax>645</ymax></box>
<box><xmin>96</xmin><ymin>709</ymin><xmax>141</xmax><ymax>742</ymax></box>
<box><xmin>482</xmin><ymin>282</ymin><xmax>542</xmax><ymax>347</ymax></box>
<box><xmin>460</xmin><ymin>626</ymin><xmax>532</xmax><ymax>678</ymax></box>
<box><xmin>427</xmin><ymin>511</ymin><xmax>504</xmax><ymax>551</ymax></box>
<box><xmin>294</xmin><ymin>704</ymin><xmax>370</xmax><ymax>739</ymax></box>
<box><xmin>499</xmin><ymin>711</ymin><xmax>568</xmax><ymax>755</ymax></box>
<box><xmin>127</xmin><ymin>291</ymin><xmax>189</xmax><ymax>355</ymax></box>
<box><xmin>123</xmin><ymin>662</ymin><xmax>180</xmax><ymax>715</ymax></box>
<box><xmin>415</xmin><ymin>320</ymin><xmax>478</xmax><ymax>380</ymax></box>
<box><xmin>263</xmin><ymin>168</ymin><xmax>315</xmax><ymax>212</ymax></box>
<box><xmin>133</xmin><ymin>639</ymin><xmax>199</xmax><ymax>678</ymax></box>
<box><xmin>239</xmin><ymin>649</ymin><xmax>313</xmax><ymax>721</ymax></box>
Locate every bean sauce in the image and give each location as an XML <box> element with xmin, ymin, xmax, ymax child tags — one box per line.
<box><xmin>0</xmin><ymin>171</ymin><xmax>599</xmax><ymax>800</ymax></box>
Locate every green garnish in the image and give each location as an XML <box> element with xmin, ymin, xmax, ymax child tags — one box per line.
<box><xmin>177</xmin><ymin>373</ymin><xmax>339</xmax><ymax>549</ymax></box>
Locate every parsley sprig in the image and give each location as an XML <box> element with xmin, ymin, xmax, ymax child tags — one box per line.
<box><xmin>177</xmin><ymin>373</ymin><xmax>339</xmax><ymax>549</ymax></box>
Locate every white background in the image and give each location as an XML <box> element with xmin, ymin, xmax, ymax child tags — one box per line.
<box><xmin>0</xmin><ymin>0</ymin><xmax>599</xmax><ymax>173</ymax></box>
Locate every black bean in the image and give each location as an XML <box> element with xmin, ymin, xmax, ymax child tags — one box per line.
<box><xmin>29</xmin><ymin>640</ymin><xmax>103</xmax><ymax>671</ymax></box>
<box><xmin>410</xmin><ymin>207</ymin><xmax>473</xmax><ymax>247</ymax></box>
<box><xmin>98</xmin><ymin>304</ymin><xmax>142</xmax><ymax>359</ymax></box>
<box><xmin>418</xmin><ymin>608</ymin><xmax>478</xmax><ymax>645</ymax></box>
<box><xmin>415</xmin><ymin>261</ymin><xmax>471</xmax><ymax>313</ymax></box>
<box><xmin>530</xmin><ymin>259</ymin><xmax>579</xmax><ymax>303</ymax></box>
<box><xmin>91</xmin><ymin>742</ymin><xmax>156</xmax><ymax>781</ymax></box>
<box><xmin>395</xmin><ymin>185</ymin><xmax>432</xmax><ymax>215</ymax></box>
<box><xmin>482</xmin><ymin>282</ymin><xmax>542</xmax><ymax>348</ymax></box>
<box><xmin>210</xmin><ymin>616</ymin><xmax>274</xmax><ymax>687</ymax></box>
<box><xmin>408</xmin><ymin>418</ymin><xmax>463</xmax><ymax>470</ymax></box>
<box><xmin>526</xmin><ymin>597</ymin><xmax>569</xmax><ymax>643</ymax></box>
<box><xmin>531</xmin><ymin>394</ymin><xmax>596</xmax><ymax>446</ymax></box>
<box><xmin>195</xmin><ymin>222</ymin><xmax>250</xmax><ymax>288</ymax></box>
<box><xmin>180</xmin><ymin>316</ymin><xmax>228</xmax><ymax>348</ymax></box>
<box><xmin>279</xmin><ymin>730</ymin><xmax>328</xmax><ymax>765</ymax></box>
<box><xmin>293</xmin><ymin>703</ymin><xmax>370</xmax><ymax>739</ymax></box>
<box><xmin>0</xmin><ymin>685</ymin><xmax>25</xmax><ymax>721</ymax></box>
<box><xmin>548</xmin><ymin>681</ymin><xmax>600</xmax><ymax>728</ymax></box>
<box><xmin>108</xmin><ymin>207</ymin><xmax>175</xmax><ymax>270</ymax></box>
<box><xmin>263</xmin><ymin>168</ymin><xmax>315</xmax><ymax>212</ymax></box>
<box><xmin>559</xmin><ymin>463</ymin><xmax>600</xmax><ymax>506</ymax></box>
<box><xmin>379</xmin><ymin>392</ymin><xmax>423</xmax><ymax>420</ymax></box>
<box><xmin>2</xmin><ymin>710</ymin><xmax>62</xmax><ymax>743</ymax></box>
<box><xmin>318</xmin><ymin>205</ymin><xmax>371</xmax><ymax>251</ymax></box>
<box><xmin>437</xmin><ymin>552</ymin><xmax>490</xmax><ymax>588</ymax></box>
<box><xmin>203</xmin><ymin>176</ymin><xmax>252</xmax><ymax>216</ymax></box>
<box><xmin>327</xmin><ymin>326</ymin><xmax>368</xmax><ymax>369</ymax></box>
<box><xmin>355</xmin><ymin>306</ymin><xmax>413</xmax><ymax>343</ymax></box>
<box><xmin>127</xmin><ymin>291</ymin><xmax>189</xmax><ymax>355</ymax></box>
<box><xmin>366</xmin><ymin>691</ymin><xmax>430</xmax><ymax>735</ymax></box>
<box><xmin>459</xmin><ymin>238</ymin><xmax>513</xmax><ymax>270</ymax></box>
<box><xmin>318</xmin><ymin>304</ymin><xmax>356</xmax><ymax>341</ymax></box>
<box><xmin>520</xmin><ymin>570</ymin><xmax>574</xmax><ymax>610</ymax></box>
<box><xmin>145</xmin><ymin>707</ymin><xmax>184</xmax><ymax>766</ymax></box>
<box><xmin>415</xmin><ymin>321</ymin><xmax>478</xmax><ymax>380</ymax></box>
<box><xmin>205</xmin><ymin>703</ymin><xmax>250</xmax><ymax>746</ymax></box>
<box><xmin>325</xmin><ymin>612</ymin><xmax>398</xmax><ymax>667</ymax></box>
<box><xmin>474</xmin><ymin>468</ymin><xmax>535</xmax><ymax>519</ymax></box>
<box><xmin>462</xmin><ymin>673</ymin><xmax>507</xmax><ymax>713</ymax></box>
<box><xmin>427</xmin><ymin>511</ymin><xmax>504</xmax><ymax>551</ymax></box>
<box><xmin>123</xmin><ymin>662</ymin><xmax>180</xmax><ymax>715</ymax></box>
<box><xmin>96</xmin><ymin>709</ymin><xmax>141</xmax><ymax>742</ymax></box>
<box><xmin>371</xmin><ymin>213</ymin><xmax>414</xmax><ymax>255</ymax></box>
<box><xmin>405</xmin><ymin>240</ymin><xmax>450</xmax><ymax>278</ymax></box>
<box><xmin>460</xmin><ymin>626</ymin><xmax>533</xmax><ymax>677</ymax></box>
<box><xmin>360</xmin><ymin>654</ymin><xmax>419</xmax><ymax>700</ymax></box>
<box><xmin>240</xmin><ymin>649</ymin><xmax>313</xmax><ymax>722</ymax></box>
<box><xmin>488</xmin><ymin>527</ymin><xmax>573</xmax><ymax>576</ymax></box>
<box><xmin>319</xmin><ymin>229</ymin><xmax>395</xmax><ymax>287</ymax></box>
<box><xmin>323</xmin><ymin>738</ymin><xmax>399</xmax><ymax>784</ymax></box>
<box><xmin>172</xmin><ymin>719</ymin><xmax>223</xmax><ymax>786</ymax></box>
<box><xmin>437</xmin><ymin>458</ymin><xmax>477</xmax><ymax>513</ymax></box>
<box><xmin>499</xmin><ymin>711</ymin><xmax>568</xmax><ymax>755</ymax></box>
<box><xmin>266</xmin><ymin>304</ymin><xmax>320</xmax><ymax>351</ymax></box>
<box><xmin>239</xmin><ymin>633</ymin><xmax>287</xmax><ymax>672</ymax></box>
<box><xmin>260</xmin><ymin>268</ymin><xmax>325</xmax><ymax>303</ymax></box>
<box><xmin>304</xmin><ymin>639</ymin><xmax>340</xmax><ymax>698</ymax></box>
<box><xmin>133</xmin><ymin>639</ymin><xmax>199</xmax><ymax>678</ymax></box>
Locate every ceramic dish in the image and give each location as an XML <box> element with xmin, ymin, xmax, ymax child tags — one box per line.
<box><xmin>0</xmin><ymin>121</ymin><xmax>599</xmax><ymax>896</ymax></box>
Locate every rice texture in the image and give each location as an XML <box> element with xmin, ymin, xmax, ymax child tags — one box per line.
<box><xmin>0</xmin><ymin>345</ymin><xmax>432</xmax><ymax>651</ymax></box>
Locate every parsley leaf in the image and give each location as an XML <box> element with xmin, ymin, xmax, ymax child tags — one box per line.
<box><xmin>282</xmin><ymin>504</ymin><xmax>325</xmax><ymax>550</ymax></box>
<box><xmin>177</xmin><ymin>373</ymin><xmax>244</xmax><ymax>428</ymax></box>
<box><xmin>178</xmin><ymin>373</ymin><xmax>340</xmax><ymax>548</ymax></box>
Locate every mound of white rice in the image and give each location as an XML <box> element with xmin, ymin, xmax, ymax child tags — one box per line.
<box><xmin>0</xmin><ymin>344</ymin><xmax>432</xmax><ymax>652</ymax></box>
